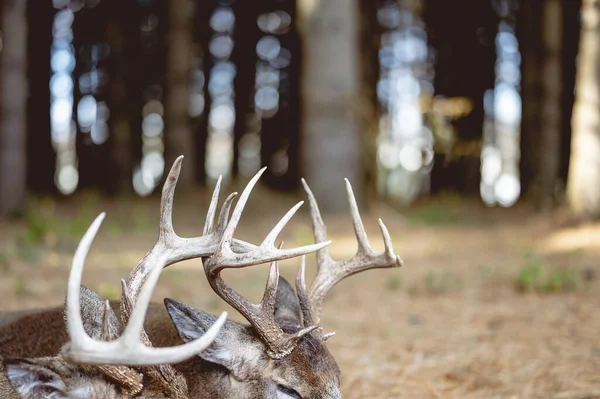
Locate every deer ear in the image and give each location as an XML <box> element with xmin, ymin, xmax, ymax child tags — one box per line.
<box><xmin>63</xmin><ymin>285</ymin><xmax>121</xmax><ymax>340</ymax></box>
<box><xmin>274</xmin><ymin>276</ymin><xmax>303</xmax><ymax>328</ymax></box>
<box><xmin>3</xmin><ymin>358</ymin><xmax>67</xmax><ymax>398</ymax></box>
<box><xmin>164</xmin><ymin>298</ymin><xmax>267</xmax><ymax>378</ymax></box>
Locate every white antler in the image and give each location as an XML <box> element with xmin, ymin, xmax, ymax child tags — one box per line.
<box><xmin>296</xmin><ymin>178</ymin><xmax>403</xmax><ymax>327</ymax></box>
<box><xmin>202</xmin><ymin>169</ymin><xmax>331</xmax><ymax>359</ymax></box>
<box><xmin>62</xmin><ymin>212</ymin><xmax>227</xmax><ymax>366</ymax></box>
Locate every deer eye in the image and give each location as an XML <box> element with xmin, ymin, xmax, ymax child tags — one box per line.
<box><xmin>277</xmin><ymin>384</ymin><xmax>302</xmax><ymax>399</ymax></box>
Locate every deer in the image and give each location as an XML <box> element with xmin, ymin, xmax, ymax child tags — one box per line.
<box><xmin>0</xmin><ymin>156</ymin><xmax>403</xmax><ymax>398</ymax></box>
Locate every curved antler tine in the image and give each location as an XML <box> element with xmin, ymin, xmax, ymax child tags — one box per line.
<box><xmin>101</xmin><ymin>300</ymin><xmax>112</xmax><ymax>341</ymax></box>
<box><xmin>378</xmin><ymin>219</ymin><xmax>402</xmax><ymax>266</ymax></box>
<box><xmin>214</xmin><ymin>241</ymin><xmax>331</xmax><ymax>271</ymax></box>
<box><xmin>66</xmin><ymin>212</ymin><xmax>106</xmax><ymax>347</ymax></box>
<box><xmin>121</xmin><ymin>253</ymin><xmax>168</xmax><ymax>346</ymax></box>
<box><xmin>322</xmin><ymin>332</ymin><xmax>336</xmax><ymax>341</ymax></box>
<box><xmin>296</xmin><ymin>255</ymin><xmax>307</xmax><ymax>295</ymax></box>
<box><xmin>260</xmin><ymin>201</ymin><xmax>303</xmax><ymax>248</ymax></box>
<box><xmin>203</xmin><ymin>175</ymin><xmax>223</xmax><ymax>235</ymax></box>
<box><xmin>301</xmin><ymin>179</ymin><xmax>331</xmax><ymax>266</ymax></box>
<box><xmin>218</xmin><ymin>167</ymin><xmax>267</xmax><ymax>255</ymax></box>
<box><xmin>216</xmin><ymin>192</ymin><xmax>238</xmax><ymax>237</ymax></box>
<box><xmin>344</xmin><ymin>178</ymin><xmax>370</xmax><ymax>253</ymax></box>
<box><xmin>295</xmin><ymin>255</ymin><xmax>315</xmax><ymax>325</ymax></box>
<box><xmin>159</xmin><ymin>155</ymin><xmax>184</xmax><ymax>241</ymax></box>
<box><xmin>290</xmin><ymin>325</ymin><xmax>319</xmax><ymax>343</ymax></box>
<box><xmin>262</xmin><ymin>261</ymin><xmax>280</xmax><ymax>314</ymax></box>
<box><xmin>301</xmin><ymin>179</ymin><xmax>327</xmax><ymax>242</ymax></box>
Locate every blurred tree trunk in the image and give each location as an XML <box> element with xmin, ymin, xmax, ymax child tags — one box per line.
<box><xmin>298</xmin><ymin>0</ymin><xmax>364</xmax><ymax>212</ymax></box>
<box><xmin>519</xmin><ymin>0</ymin><xmax>572</xmax><ymax>208</ymax></box>
<box><xmin>0</xmin><ymin>0</ymin><xmax>28</xmax><ymax>216</ymax></box>
<box><xmin>537</xmin><ymin>0</ymin><xmax>563</xmax><ymax>207</ymax></box>
<box><xmin>356</xmin><ymin>0</ymin><xmax>380</xmax><ymax>199</ymax></box>
<box><xmin>165</xmin><ymin>0</ymin><xmax>194</xmax><ymax>185</ymax></box>
<box><xmin>423</xmin><ymin>0</ymin><xmax>498</xmax><ymax>194</ymax></box>
<box><xmin>567</xmin><ymin>0</ymin><xmax>600</xmax><ymax>219</ymax></box>
<box><xmin>518</xmin><ymin>0</ymin><xmax>543</xmax><ymax>200</ymax></box>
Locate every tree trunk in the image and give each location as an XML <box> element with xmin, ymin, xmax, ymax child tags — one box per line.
<box><xmin>297</xmin><ymin>0</ymin><xmax>363</xmax><ymax>212</ymax></box>
<box><xmin>165</xmin><ymin>0</ymin><xmax>194</xmax><ymax>185</ymax></box>
<box><xmin>537</xmin><ymin>0</ymin><xmax>563</xmax><ymax>207</ymax></box>
<box><xmin>567</xmin><ymin>0</ymin><xmax>600</xmax><ymax>219</ymax></box>
<box><xmin>0</xmin><ymin>0</ymin><xmax>28</xmax><ymax>216</ymax></box>
<box><xmin>518</xmin><ymin>0</ymin><xmax>566</xmax><ymax>208</ymax></box>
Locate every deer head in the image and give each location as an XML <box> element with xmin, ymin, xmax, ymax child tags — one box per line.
<box><xmin>164</xmin><ymin>169</ymin><xmax>403</xmax><ymax>398</ymax></box>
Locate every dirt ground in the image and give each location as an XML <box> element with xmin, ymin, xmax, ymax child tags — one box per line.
<box><xmin>0</xmin><ymin>184</ymin><xmax>599</xmax><ymax>399</ymax></box>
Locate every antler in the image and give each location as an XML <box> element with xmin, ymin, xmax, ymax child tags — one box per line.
<box><xmin>296</xmin><ymin>179</ymin><xmax>403</xmax><ymax>327</ymax></box>
<box><xmin>203</xmin><ymin>168</ymin><xmax>331</xmax><ymax>359</ymax></box>
<box><xmin>62</xmin><ymin>212</ymin><xmax>227</xmax><ymax>366</ymax></box>
<box><xmin>122</xmin><ymin>155</ymin><xmax>257</xmax><ymax>307</ymax></box>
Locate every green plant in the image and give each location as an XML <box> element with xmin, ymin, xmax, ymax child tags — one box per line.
<box><xmin>517</xmin><ymin>253</ymin><xmax>579</xmax><ymax>293</ymax></box>
<box><xmin>14</xmin><ymin>276</ymin><xmax>26</xmax><ymax>295</ymax></box>
<box><xmin>386</xmin><ymin>274</ymin><xmax>402</xmax><ymax>291</ymax></box>
<box><xmin>570</xmin><ymin>247</ymin><xmax>585</xmax><ymax>256</ymax></box>
<box><xmin>539</xmin><ymin>269</ymin><xmax>579</xmax><ymax>293</ymax></box>
<box><xmin>517</xmin><ymin>259</ymin><xmax>542</xmax><ymax>291</ymax></box>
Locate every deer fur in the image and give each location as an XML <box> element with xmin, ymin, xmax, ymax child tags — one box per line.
<box><xmin>1</xmin><ymin>158</ymin><xmax>402</xmax><ymax>398</ymax></box>
<box><xmin>0</xmin><ymin>287</ymin><xmax>175</xmax><ymax>398</ymax></box>
<box><xmin>1</xmin><ymin>356</ymin><xmax>123</xmax><ymax>399</ymax></box>
<box><xmin>1</xmin><ymin>278</ymin><xmax>341</xmax><ymax>398</ymax></box>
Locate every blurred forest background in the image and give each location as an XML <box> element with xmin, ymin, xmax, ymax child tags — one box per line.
<box><xmin>0</xmin><ymin>0</ymin><xmax>598</xmax><ymax>216</ymax></box>
<box><xmin>1</xmin><ymin>0</ymin><xmax>600</xmax><ymax>398</ymax></box>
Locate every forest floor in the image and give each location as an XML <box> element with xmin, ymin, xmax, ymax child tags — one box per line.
<box><xmin>0</xmin><ymin>184</ymin><xmax>599</xmax><ymax>399</ymax></box>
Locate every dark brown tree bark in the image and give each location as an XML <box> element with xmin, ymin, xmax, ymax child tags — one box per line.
<box><xmin>519</xmin><ymin>0</ymin><xmax>577</xmax><ymax>208</ymax></box>
<box><xmin>165</xmin><ymin>0</ymin><xmax>194</xmax><ymax>186</ymax></box>
<box><xmin>0</xmin><ymin>0</ymin><xmax>28</xmax><ymax>215</ymax></box>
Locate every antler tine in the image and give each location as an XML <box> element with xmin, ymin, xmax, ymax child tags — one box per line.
<box><xmin>203</xmin><ymin>175</ymin><xmax>223</xmax><ymax>236</ymax></box>
<box><xmin>158</xmin><ymin>155</ymin><xmax>184</xmax><ymax>242</ymax></box>
<box><xmin>66</xmin><ymin>213</ymin><xmax>106</xmax><ymax>349</ymax></box>
<box><xmin>100</xmin><ymin>300</ymin><xmax>112</xmax><ymax>342</ymax></box>
<box><xmin>62</xmin><ymin>213</ymin><xmax>228</xmax><ymax>366</ymax></box>
<box><xmin>344</xmin><ymin>178</ymin><xmax>371</xmax><ymax>254</ymax></box>
<box><xmin>299</xmin><ymin>179</ymin><xmax>403</xmax><ymax>326</ymax></box>
<box><xmin>295</xmin><ymin>255</ymin><xmax>314</xmax><ymax>325</ymax></box>
<box><xmin>216</xmin><ymin>192</ymin><xmax>238</xmax><ymax>240</ymax></box>
<box><xmin>206</xmin><ymin>170</ymin><xmax>331</xmax><ymax>275</ymax></box>
<box><xmin>300</xmin><ymin>178</ymin><xmax>331</xmax><ymax>269</ymax></box>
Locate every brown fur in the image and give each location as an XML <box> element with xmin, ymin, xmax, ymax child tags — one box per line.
<box><xmin>0</xmin><ymin>279</ymin><xmax>343</xmax><ymax>398</ymax></box>
<box><xmin>0</xmin><ymin>355</ymin><xmax>179</xmax><ymax>398</ymax></box>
